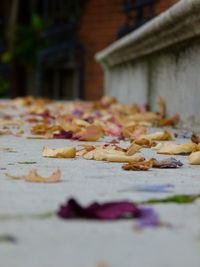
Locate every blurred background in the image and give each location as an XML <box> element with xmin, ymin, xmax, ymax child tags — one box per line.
<box><xmin>0</xmin><ymin>0</ymin><xmax>178</xmax><ymax>100</ymax></box>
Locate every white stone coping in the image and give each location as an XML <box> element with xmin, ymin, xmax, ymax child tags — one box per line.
<box><xmin>95</xmin><ymin>0</ymin><xmax>200</xmax><ymax>67</ymax></box>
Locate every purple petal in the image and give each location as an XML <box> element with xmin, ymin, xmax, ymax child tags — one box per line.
<box><xmin>73</xmin><ymin>109</ymin><xmax>84</xmax><ymax>116</ymax></box>
<box><xmin>131</xmin><ymin>184</ymin><xmax>174</xmax><ymax>193</ymax></box>
<box><xmin>135</xmin><ymin>208</ymin><xmax>161</xmax><ymax>228</ymax></box>
<box><xmin>57</xmin><ymin>199</ymin><xmax>142</xmax><ymax>220</ymax></box>
<box><xmin>53</xmin><ymin>130</ymin><xmax>73</xmax><ymax>139</ymax></box>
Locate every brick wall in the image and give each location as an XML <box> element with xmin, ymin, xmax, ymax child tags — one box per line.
<box><xmin>78</xmin><ymin>0</ymin><xmax>179</xmax><ymax>100</ymax></box>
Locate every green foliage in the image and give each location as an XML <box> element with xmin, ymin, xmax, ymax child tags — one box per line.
<box><xmin>144</xmin><ymin>194</ymin><xmax>200</xmax><ymax>204</ymax></box>
<box><xmin>0</xmin><ymin>14</ymin><xmax>46</xmax><ymax>68</ymax></box>
<box><xmin>15</xmin><ymin>14</ymin><xmax>47</xmax><ymax>67</ymax></box>
<box><xmin>0</xmin><ymin>76</ymin><xmax>10</xmax><ymax>95</ymax></box>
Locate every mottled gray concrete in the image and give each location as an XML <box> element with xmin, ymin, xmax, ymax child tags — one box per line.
<box><xmin>0</xmin><ymin>129</ymin><xmax>200</xmax><ymax>267</ymax></box>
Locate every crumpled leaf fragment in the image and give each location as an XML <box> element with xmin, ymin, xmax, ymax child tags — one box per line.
<box><xmin>42</xmin><ymin>146</ymin><xmax>76</xmax><ymax>158</ymax></box>
<box><xmin>79</xmin><ymin>145</ymin><xmax>144</xmax><ymax>162</ymax></box>
<box><xmin>75</xmin><ymin>125</ymin><xmax>103</xmax><ymax>141</ymax></box>
<box><xmin>152</xmin><ymin>157</ymin><xmax>183</xmax><ymax>168</ymax></box>
<box><xmin>57</xmin><ymin>116</ymin><xmax>81</xmax><ymax>133</ymax></box>
<box><xmin>159</xmin><ymin>114</ymin><xmax>179</xmax><ymax>126</ymax></box>
<box><xmin>122</xmin><ymin>160</ymin><xmax>153</xmax><ymax>171</ymax></box>
<box><xmin>143</xmin><ymin>129</ymin><xmax>172</xmax><ymax>141</ymax></box>
<box><xmin>130</xmin><ymin>112</ymin><xmax>161</xmax><ymax>122</ymax></box>
<box><xmin>126</xmin><ymin>143</ymin><xmax>141</xmax><ymax>156</ymax></box>
<box><xmin>57</xmin><ymin>198</ymin><xmax>141</xmax><ymax>220</ymax></box>
<box><xmin>131</xmin><ymin>130</ymin><xmax>171</xmax><ymax>148</ymax></box>
<box><xmin>132</xmin><ymin>138</ymin><xmax>157</xmax><ymax>148</ymax></box>
<box><xmin>188</xmin><ymin>151</ymin><xmax>200</xmax><ymax>165</ymax></box>
<box><xmin>157</xmin><ymin>142</ymin><xmax>198</xmax><ymax>155</ymax></box>
<box><xmin>122</xmin><ymin>125</ymin><xmax>146</xmax><ymax>139</ymax></box>
<box><xmin>191</xmin><ymin>132</ymin><xmax>200</xmax><ymax>144</ymax></box>
<box><xmin>106</xmin><ymin>153</ymin><xmax>144</xmax><ymax>163</ymax></box>
<box><xmin>5</xmin><ymin>169</ymin><xmax>61</xmax><ymax>183</ymax></box>
<box><xmin>31</xmin><ymin>123</ymin><xmax>61</xmax><ymax>138</ymax></box>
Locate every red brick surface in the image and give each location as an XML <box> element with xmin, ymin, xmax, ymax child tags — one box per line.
<box><xmin>78</xmin><ymin>0</ymin><xmax>179</xmax><ymax>100</ymax></box>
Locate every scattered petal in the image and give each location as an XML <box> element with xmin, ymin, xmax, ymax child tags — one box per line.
<box><xmin>134</xmin><ymin>208</ymin><xmax>163</xmax><ymax>229</ymax></box>
<box><xmin>57</xmin><ymin>198</ymin><xmax>141</xmax><ymax>220</ymax></box>
<box><xmin>53</xmin><ymin>130</ymin><xmax>73</xmax><ymax>139</ymax></box>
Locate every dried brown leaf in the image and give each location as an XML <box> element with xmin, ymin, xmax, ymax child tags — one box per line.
<box><xmin>188</xmin><ymin>151</ymin><xmax>200</xmax><ymax>165</ymax></box>
<box><xmin>157</xmin><ymin>142</ymin><xmax>198</xmax><ymax>155</ymax></box>
<box><xmin>122</xmin><ymin>160</ymin><xmax>153</xmax><ymax>171</ymax></box>
<box><xmin>42</xmin><ymin>146</ymin><xmax>76</xmax><ymax>158</ymax></box>
<box><xmin>5</xmin><ymin>169</ymin><xmax>61</xmax><ymax>183</ymax></box>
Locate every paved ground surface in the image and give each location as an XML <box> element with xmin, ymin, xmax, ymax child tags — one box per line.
<box><xmin>0</xmin><ymin>126</ymin><xmax>200</xmax><ymax>267</ymax></box>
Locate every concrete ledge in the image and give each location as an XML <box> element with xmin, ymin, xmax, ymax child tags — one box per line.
<box><xmin>96</xmin><ymin>0</ymin><xmax>200</xmax><ymax>67</ymax></box>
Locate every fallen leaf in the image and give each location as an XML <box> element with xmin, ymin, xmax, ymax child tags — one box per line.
<box><xmin>152</xmin><ymin>157</ymin><xmax>183</xmax><ymax>168</ymax></box>
<box><xmin>159</xmin><ymin>114</ymin><xmax>179</xmax><ymax>126</ymax></box>
<box><xmin>142</xmin><ymin>129</ymin><xmax>172</xmax><ymax>141</ymax></box>
<box><xmin>132</xmin><ymin>138</ymin><xmax>157</xmax><ymax>148</ymax></box>
<box><xmin>126</xmin><ymin>143</ymin><xmax>141</xmax><ymax>156</ymax></box>
<box><xmin>5</xmin><ymin>169</ymin><xmax>61</xmax><ymax>183</ymax></box>
<box><xmin>0</xmin><ymin>128</ymin><xmax>12</xmax><ymax>135</ymax></box>
<box><xmin>106</xmin><ymin>154</ymin><xmax>144</xmax><ymax>163</ymax></box>
<box><xmin>0</xmin><ymin>147</ymin><xmax>16</xmax><ymax>153</ymax></box>
<box><xmin>130</xmin><ymin>112</ymin><xmax>161</xmax><ymax>122</ymax></box>
<box><xmin>81</xmin><ymin>147</ymin><xmax>144</xmax><ymax>162</ymax></box>
<box><xmin>122</xmin><ymin>160</ymin><xmax>153</xmax><ymax>171</ymax></box>
<box><xmin>42</xmin><ymin>146</ymin><xmax>76</xmax><ymax>158</ymax></box>
<box><xmin>188</xmin><ymin>151</ymin><xmax>200</xmax><ymax>165</ymax></box>
<box><xmin>191</xmin><ymin>132</ymin><xmax>200</xmax><ymax>144</ymax></box>
<box><xmin>76</xmin><ymin>125</ymin><xmax>103</xmax><ymax>141</ymax></box>
<box><xmin>0</xmin><ymin>119</ymin><xmax>23</xmax><ymax>126</ymax></box>
<box><xmin>157</xmin><ymin>142</ymin><xmax>198</xmax><ymax>155</ymax></box>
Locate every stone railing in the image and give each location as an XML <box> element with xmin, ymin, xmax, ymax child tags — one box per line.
<box><xmin>95</xmin><ymin>0</ymin><xmax>200</xmax><ymax>125</ymax></box>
